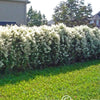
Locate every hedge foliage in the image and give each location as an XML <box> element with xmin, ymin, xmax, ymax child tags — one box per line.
<box><xmin>0</xmin><ymin>24</ymin><xmax>100</xmax><ymax>71</ymax></box>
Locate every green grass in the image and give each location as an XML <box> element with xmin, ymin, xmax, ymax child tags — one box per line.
<box><xmin>0</xmin><ymin>60</ymin><xmax>100</xmax><ymax>100</ymax></box>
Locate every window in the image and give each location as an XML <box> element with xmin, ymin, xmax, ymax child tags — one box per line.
<box><xmin>90</xmin><ymin>20</ymin><xmax>94</xmax><ymax>24</ymax></box>
<box><xmin>96</xmin><ymin>20</ymin><xmax>99</xmax><ymax>26</ymax></box>
<box><xmin>0</xmin><ymin>22</ymin><xmax>16</xmax><ymax>26</ymax></box>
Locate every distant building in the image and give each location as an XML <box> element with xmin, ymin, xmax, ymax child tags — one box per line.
<box><xmin>90</xmin><ymin>11</ymin><xmax>100</xmax><ymax>28</ymax></box>
<box><xmin>0</xmin><ymin>0</ymin><xmax>30</xmax><ymax>26</ymax></box>
<box><xmin>48</xmin><ymin>20</ymin><xmax>55</xmax><ymax>26</ymax></box>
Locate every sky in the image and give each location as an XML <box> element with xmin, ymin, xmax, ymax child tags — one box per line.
<box><xmin>27</xmin><ymin>0</ymin><xmax>100</xmax><ymax>21</ymax></box>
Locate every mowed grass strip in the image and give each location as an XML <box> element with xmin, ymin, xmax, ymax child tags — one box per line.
<box><xmin>0</xmin><ymin>60</ymin><xmax>100</xmax><ymax>100</ymax></box>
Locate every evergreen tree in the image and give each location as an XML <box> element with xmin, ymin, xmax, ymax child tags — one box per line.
<box><xmin>27</xmin><ymin>6</ymin><xmax>47</xmax><ymax>26</ymax></box>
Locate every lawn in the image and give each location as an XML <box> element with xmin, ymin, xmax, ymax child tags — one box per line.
<box><xmin>0</xmin><ymin>60</ymin><xmax>100</xmax><ymax>100</ymax></box>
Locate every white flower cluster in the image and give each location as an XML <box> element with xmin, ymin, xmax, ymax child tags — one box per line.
<box><xmin>0</xmin><ymin>24</ymin><xmax>100</xmax><ymax>70</ymax></box>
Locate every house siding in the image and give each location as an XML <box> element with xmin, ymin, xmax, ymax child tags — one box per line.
<box><xmin>99</xmin><ymin>20</ymin><xmax>100</xmax><ymax>25</ymax></box>
<box><xmin>0</xmin><ymin>0</ymin><xmax>27</xmax><ymax>25</ymax></box>
<box><xmin>90</xmin><ymin>12</ymin><xmax>100</xmax><ymax>28</ymax></box>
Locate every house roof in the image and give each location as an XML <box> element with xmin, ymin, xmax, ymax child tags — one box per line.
<box><xmin>0</xmin><ymin>0</ymin><xmax>30</xmax><ymax>3</ymax></box>
<box><xmin>91</xmin><ymin>11</ymin><xmax>100</xmax><ymax>19</ymax></box>
<box><xmin>97</xmin><ymin>11</ymin><xmax>100</xmax><ymax>17</ymax></box>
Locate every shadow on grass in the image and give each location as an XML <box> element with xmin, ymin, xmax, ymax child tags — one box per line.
<box><xmin>0</xmin><ymin>59</ymin><xmax>100</xmax><ymax>86</ymax></box>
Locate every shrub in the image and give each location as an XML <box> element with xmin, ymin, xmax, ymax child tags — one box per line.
<box><xmin>0</xmin><ymin>24</ymin><xmax>100</xmax><ymax>71</ymax></box>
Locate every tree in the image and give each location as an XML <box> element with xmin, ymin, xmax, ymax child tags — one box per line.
<box><xmin>27</xmin><ymin>6</ymin><xmax>47</xmax><ymax>26</ymax></box>
<box><xmin>53</xmin><ymin>0</ymin><xmax>92</xmax><ymax>27</ymax></box>
<box><xmin>42</xmin><ymin>14</ymin><xmax>48</xmax><ymax>25</ymax></box>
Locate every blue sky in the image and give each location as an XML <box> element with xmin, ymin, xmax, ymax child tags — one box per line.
<box><xmin>27</xmin><ymin>0</ymin><xmax>100</xmax><ymax>20</ymax></box>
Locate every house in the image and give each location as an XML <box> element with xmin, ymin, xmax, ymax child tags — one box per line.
<box><xmin>0</xmin><ymin>0</ymin><xmax>30</xmax><ymax>26</ymax></box>
<box><xmin>90</xmin><ymin>11</ymin><xmax>100</xmax><ymax>28</ymax></box>
<box><xmin>48</xmin><ymin>20</ymin><xmax>55</xmax><ymax>26</ymax></box>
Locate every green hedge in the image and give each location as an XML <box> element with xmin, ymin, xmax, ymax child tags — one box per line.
<box><xmin>0</xmin><ymin>24</ymin><xmax>100</xmax><ymax>71</ymax></box>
